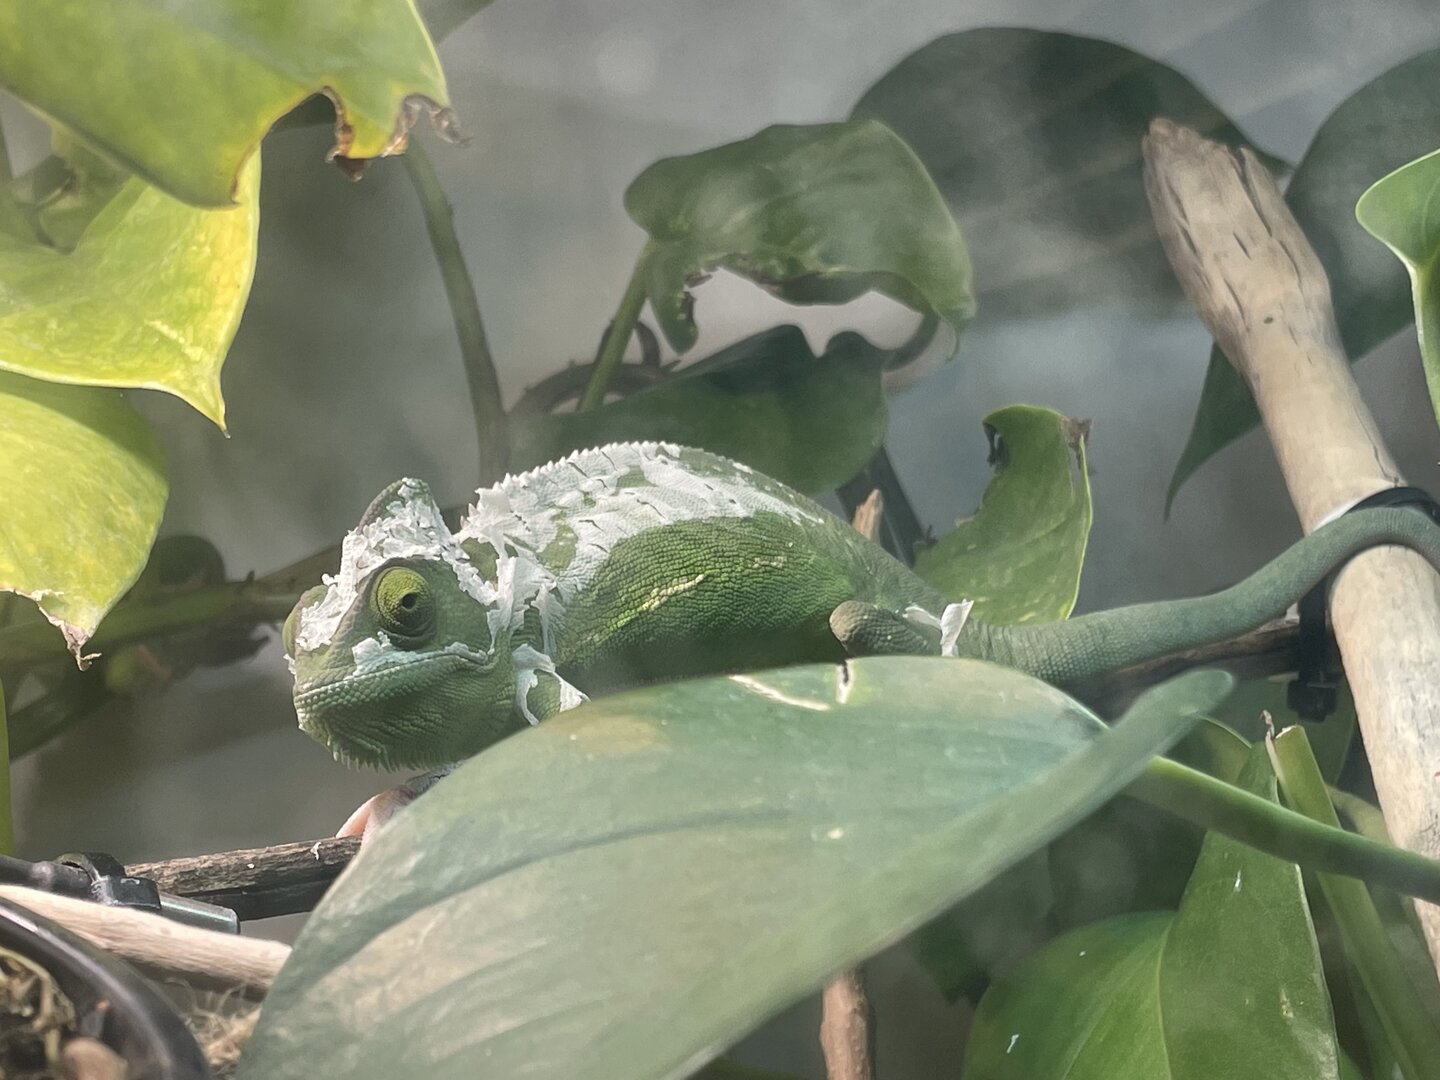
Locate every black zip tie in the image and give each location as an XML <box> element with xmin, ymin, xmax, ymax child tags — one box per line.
<box><xmin>1288</xmin><ymin>486</ymin><xmax>1440</xmax><ymax>721</ymax></box>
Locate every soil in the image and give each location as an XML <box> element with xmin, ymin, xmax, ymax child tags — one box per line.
<box><xmin>0</xmin><ymin>945</ymin><xmax>80</xmax><ymax>1079</ymax></box>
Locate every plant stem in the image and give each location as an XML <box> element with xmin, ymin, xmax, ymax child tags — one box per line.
<box><xmin>0</xmin><ymin>681</ymin><xmax>12</xmax><ymax>854</ymax></box>
<box><xmin>401</xmin><ymin>138</ymin><xmax>508</xmax><ymax>484</ymax></box>
<box><xmin>578</xmin><ymin>251</ymin><xmax>652</xmax><ymax>411</ymax></box>
<box><xmin>0</xmin><ymin>110</ymin><xmax>13</xmax><ymax>186</ymax></box>
<box><xmin>1270</xmin><ymin>726</ymin><xmax>1440</xmax><ymax>1080</ymax></box>
<box><xmin>1128</xmin><ymin>756</ymin><xmax>1440</xmax><ymax>904</ymax></box>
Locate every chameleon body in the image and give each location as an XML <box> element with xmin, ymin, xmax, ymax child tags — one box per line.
<box><xmin>285</xmin><ymin>441</ymin><xmax>1440</xmax><ymax>815</ymax></box>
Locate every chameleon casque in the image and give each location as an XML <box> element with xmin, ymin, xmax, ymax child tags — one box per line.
<box><xmin>284</xmin><ymin>441</ymin><xmax>1440</xmax><ymax>834</ymax></box>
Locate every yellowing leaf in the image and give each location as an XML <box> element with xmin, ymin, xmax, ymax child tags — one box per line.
<box><xmin>0</xmin><ymin>153</ymin><xmax>259</xmax><ymax>427</ymax></box>
<box><xmin>0</xmin><ymin>372</ymin><xmax>166</xmax><ymax>656</ymax></box>
<box><xmin>0</xmin><ymin>1</ymin><xmax>449</xmax><ymax>207</ymax></box>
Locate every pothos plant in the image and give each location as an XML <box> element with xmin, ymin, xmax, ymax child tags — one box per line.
<box><xmin>4</xmin><ymin>6</ymin><xmax>1440</xmax><ymax>1080</ymax></box>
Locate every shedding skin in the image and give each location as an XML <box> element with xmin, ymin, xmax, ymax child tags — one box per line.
<box><xmin>285</xmin><ymin>442</ymin><xmax>1440</xmax><ymax>837</ymax></box>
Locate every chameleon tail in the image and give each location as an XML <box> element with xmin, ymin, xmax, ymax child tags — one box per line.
<box><xmin>960</xmin><ymin>507</ymin><xmax>1440</xmax><ymax>684</ymax></box>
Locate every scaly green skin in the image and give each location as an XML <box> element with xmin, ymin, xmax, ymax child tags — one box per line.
<box><xmin>286</xmin><ymin>441</ymin><xmax>1440</xmax><ymax>781</ymax></box>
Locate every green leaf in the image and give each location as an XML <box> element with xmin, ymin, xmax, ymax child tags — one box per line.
<box><xmin>0</xmin><ymin>131</ymin><xmax>130</xmax><ymax>250</ymax></box>
<box><xmin>851</xmin><ymin>28</ymin><xmax>1275</xmax><ymax>319</ymax></box>
<box><xmin>966</xmin><ymin>745</ymin><xmax>1340</xmax><ymax>1080</ymax></box>
<box><xmin>912</xmin><ymin>405</ymin><xmax>1091</xmax><ymax>622</ymax></box>
<box><xmin>1357</xmin><ymin>148</ymin><xmax>1440</xmax><ymax>428</ymax></box>
<box><xmin>509</xmin><ymin>327</ymin><xmax>889</xmax><ymax>495</ymax></box>
<box><xmin>0</xmin><ymin>372</ymin><xmax>166</xmax><ymax>655</ymax></box>
<box><xmin>1271</xmin><ymin>727</ymin><xmax>1440</xmax><ymax>1080</ymax></box>
<box><xmin>1168</xmin><ymin>48</ymin><xmax>1440</xmax><ymax>507</ymax></box>
<box><xmin>0</xmin><ymin>151</ymin><xmax>259</xmax><ymax>427</ymax></box>
<box><xmin>238</xmin><ymin>663</ymin><xmax>1230</xmax><ymax>1080</ymax></box>
<box><xmin>0</xmin><ymin>1</ymin><xmax>449</xmax><ymax>207</ymax></box>
<box><xmin>1198</xmin><ymin>675</ymin><xmax>1357</xmax><ymax>782</ymax></box>
<box><xmin>624</xmin><ymin>120</ymin><xmax>974</xmax><ymax>353</ymax></box>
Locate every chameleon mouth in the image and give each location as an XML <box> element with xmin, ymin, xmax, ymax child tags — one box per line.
<box><xmin>294</xmin><ymin>651</ymin><xmax>494</xmax><ymax>771</ymax></box>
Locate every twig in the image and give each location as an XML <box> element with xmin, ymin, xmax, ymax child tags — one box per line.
<box><xmin>128</xmin><ymin>837</ymin><xmax>360</xmax><ymax>922</ymax></box>
<box><xmin>509</xmin><ymin>356</ymin><xmax>674</xmax><ymax>418</ymax></box>
<box><xmin>578</xmin><ymin>249</ymin><xmax>653</xmax><ymax>411</ymax></box>
<box><xmin>810</xmin><ymin>499</ymin><xmax>886</xmax><ymax>1080</ymax></box>
<box><xmin>1065</xmin><ymin>615</ymin><xmax>1302</xmax><ymax>714</ymax></box>
<box><xmin>0</xmin><ymin>886</ymin><xmax>288</xmax><ymax>997</ymax></box>
<box><xmin>401</xmin><ymin>137</ymin><xmax>509</xmax><ymax>484</ymax></box>
<box><xmin>820</xmin><ymin>970</ymin><xmax>875</xmax><ymax>1080</ymax></box>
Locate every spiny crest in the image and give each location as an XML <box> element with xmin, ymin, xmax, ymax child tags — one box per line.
<box><xmin>293</xmin><ymin>477</ymin><xmax>498</xmax><ymax>653</ymax></box>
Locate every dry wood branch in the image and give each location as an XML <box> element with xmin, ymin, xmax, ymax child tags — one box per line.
<box><xmin>809</xmin><ymin>496</ymin><xmax>887</xmax><ymax>1080</ymax></box>
<box><xmin>1143</xmin><ymin>117</ymin><xmax>1440</xmax><ymax>966</ymax></box>
<box><xmin>129</xmin><ymin>837</ymin><xmax>360</xmax><ymax>922</ymax></box>
<box><xmin>1067</xmin><ymin>615</ymin><xmax>1302</xmax><ymax>715</ymax></box>
<box><xmin>0</xmin><ymin>887</ymin><xmax>288</xmax><ymax>997</ymax></box>
<box><xmin>820</xmin><ymin>969</ymin><xmax>875</xmax><ymax>1080</ymax></box>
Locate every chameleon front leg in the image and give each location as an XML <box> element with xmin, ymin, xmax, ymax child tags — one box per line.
<box><xmin>830</xmin><ymin>601</ymin><xmax>937</xmax><ymax>656</ymax></box>
<box><xmin>337</xmin><ymin>764</ymin><xmax>459</xmax><ymax>841</ymax></box>
<box><xmin>829</xmin><ymin>599</ymin><xmax>976</xmax><ymax>659</ymax></box>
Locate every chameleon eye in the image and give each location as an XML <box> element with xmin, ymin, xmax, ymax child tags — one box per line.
<box><xmin>371</xmin><ymin>567</ymin><xmax>436</xmax><ymax>640</ymax></box>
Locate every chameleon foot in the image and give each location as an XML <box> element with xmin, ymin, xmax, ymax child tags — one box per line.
<box><xmin>829</xmin><ymin>600</ymin><xmax>938</xmax><ymax>656</ymax></box>
<box><xmin>336</xmin><ymin>765</ymin><xmax>459</xmax><ymax>843</ymax></box>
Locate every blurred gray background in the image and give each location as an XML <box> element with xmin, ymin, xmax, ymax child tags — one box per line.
<box><xmin>9</xmin><ymin>0</ymin><xmax>1440</xmax><ymax>1074</ymax></box>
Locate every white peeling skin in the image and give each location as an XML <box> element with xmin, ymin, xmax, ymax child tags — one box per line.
<box><xmin>294</xmin><ymin>478</ymin><xmax>499</xmax><ymax>653</ymax></box>
<box><xmin>350</xmin><ymin>632</ymin><xmax>492</xmax><ymax>675</ymax></box>
<box><xmin>939</xmin><ymin>601</ymin><xmax>975</xmax><ymax>658</ymax></box>
<box><xmin>511</xmin><ymin>643</ymin><xmax>588</xmax><ymax>724</ymax></box>
<box><xmin>462</xmin><ymin>442</ymin><xmax>826</xmax><ymax>611</ymax></box>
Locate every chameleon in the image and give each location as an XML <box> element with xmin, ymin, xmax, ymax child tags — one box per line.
<box><xmin>283</xmin><ymin>440</ymin><xmax>1440</xmax><ymax>835</ymax></box>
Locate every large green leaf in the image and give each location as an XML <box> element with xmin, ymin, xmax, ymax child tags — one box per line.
<box><xmin>0</xmin><ymin>1</ymin><xmax>448</xmax><ymax>207</ymax></box>
<box><xmin>851</xmin><ymin>28</ymin><xmax>1273</xmax><ymax>318</ymax></box>
<box><xmin>0</xmin><ymin>372</ymin><xmax>166</xmax><ymax>655</ymax></box>
<box><xmin>912</xmin><ymin>405</ymin><xmax>1091</xmax><ymax>622</ymax></box>
<box><xmin>0</xmin><ymin>150</ymin><xmax>259</xmax><ymax>427</ymax></box>
<box><xmin>1168</xmin><ymin>48</ymin><xmax>1440</xmax><ymax>507</ymax></box>
<box><xmin>509</xmin><ymin>327</ymin><xmax>889</xmax><ymax>495</ymax></box>
<box><xmin>1357</xmin><ymin>148</ymin><xmax>1440</xmax><ymax>428</ymax></box>
<box><xmin>238</xmin><ymin>663</ymin><xmax>1230</xmax><ymax>1080</ymax></box>
<box><xmin>966</xmin><ymin>745</ymin><xmax>1340</xmax><ymax>1079</ymax></box>
<box><xmin>624</xmin><ymin>120</ymin><xmax>974</xmax><ymax>353</ymax></box>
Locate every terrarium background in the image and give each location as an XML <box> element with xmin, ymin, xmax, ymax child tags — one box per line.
<box><xmin>4</xmin><ymin>1</ymin><xmax>1439</xmax><ymax>1075</ymax></box>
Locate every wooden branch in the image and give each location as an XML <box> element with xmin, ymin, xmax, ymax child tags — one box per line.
<box><xmin>1066</xmin><ymin>615</ymin><xmax>1303</xmax><ymax>715</ymax></box>
<box><xmin>0</xmin><ymin>886</ymin><xmax>288</xmax><ymax>997</ymax></box>
<box><xmin>808</xmin><ymin>496</ymin><xmax>886</xmax><ymax>1080</ymax></box>
<box><xmin>1143</xmin><ymin>118</ymin><xmax>1440</xmax><ymax>965</ymax></box>
<box><xmin>128</xmin><ymin>836</ymin><xmax>360</xmax><ymax>922</ymax></box>
<box><xmin>820</xmin><ymin>969</ymin><xmax>875</xmax><ymax>1080</ymax></box>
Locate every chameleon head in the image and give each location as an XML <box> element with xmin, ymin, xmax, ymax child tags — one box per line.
<box><xmin>284</xmin><ymin>478</ymin><xmax>524</xmax><ymax>771</ymax></box>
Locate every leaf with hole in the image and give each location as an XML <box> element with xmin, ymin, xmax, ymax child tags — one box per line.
<box><xmin>238</xmin><ymin>663</ymin><xmax>1230</xmax><ymax>1080</ymax></box>
<box><xmin>624</xmin><ymin>120</ymin><xmax>973</xmax><ymax>354</ymax></box>
<box><xmin>913</xmin><ymin>405</ymin><xmax>1091</xmax><ymax>623</ymax></box>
